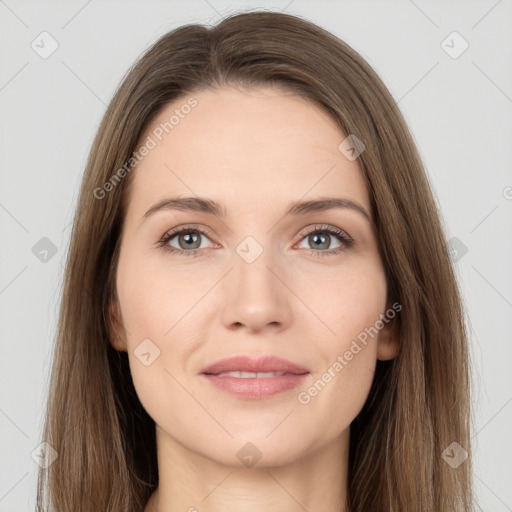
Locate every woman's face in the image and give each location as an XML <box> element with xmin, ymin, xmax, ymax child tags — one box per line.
<box><xmin>111</xmin><ymin>85</ymin><xmax>398</xmax><ymax>467</ymax></box>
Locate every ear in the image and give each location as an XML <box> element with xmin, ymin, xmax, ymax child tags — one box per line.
<box><xmin>376</xmin><ymin>306</ymin><xmax>400</xmax><ymax>361</ymax></box>
<box><xmin>108</xmin><ymin>300</ymin><xmax>127</xmax><ymax>352</ymax></box>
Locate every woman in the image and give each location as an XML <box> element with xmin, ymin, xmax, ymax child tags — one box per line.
<box><xmin>36</xmin><ymin>10</ymin><xmax>473</xmax><ymax>512</ymax></box>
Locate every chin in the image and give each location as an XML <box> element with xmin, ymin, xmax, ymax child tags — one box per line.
<box><xmin>211</xmin><ymin>434</ymin><xmax>310</xmax><ymax>469</ymax></box>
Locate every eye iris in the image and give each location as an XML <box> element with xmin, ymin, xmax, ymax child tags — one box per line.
<box><xmin>179</xmin><ymin>231</ymin><xmax>201</xmax><ymax>250</ymax></box>
<box><xmin>310</xmin><ymin>232</ymin><xmax>330</xmax><ymax>250</ymax></box>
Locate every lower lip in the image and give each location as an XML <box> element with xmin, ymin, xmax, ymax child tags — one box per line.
<box><xmin>201</xmin><ymin>373</ymin><xmax>310</xmax><ymax>399</ymax></box>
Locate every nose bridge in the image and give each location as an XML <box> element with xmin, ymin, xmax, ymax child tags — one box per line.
<box><xmin>220</xmin><ymin>231</ymin><xmax>291</xmax><ymax>332</ymax></box>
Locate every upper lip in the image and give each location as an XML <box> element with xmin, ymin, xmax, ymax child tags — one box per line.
<box><xmin>201</xmin><ymin>356</ymin><xmax>309</xmax><ymax>375</ymax></box>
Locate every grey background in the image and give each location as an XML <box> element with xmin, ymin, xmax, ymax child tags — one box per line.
<box><xmin>1</xmin><ymin>0</ymin><xmax>511</xmax><ymax>510</ymax></box>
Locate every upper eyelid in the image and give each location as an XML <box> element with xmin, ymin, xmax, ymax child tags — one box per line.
<box><xmin>162</xmin><ymin>224</ymin><xmax>214</xmax><ymax>238</ymax></box>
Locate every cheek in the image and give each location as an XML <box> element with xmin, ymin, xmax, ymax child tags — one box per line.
<box><xmin>293</xmin><ymin>253</ymin><xmax>388</xmax><ymax>345</ymax></box>
<box><xmin>297</xmin><ymin>349</ymin><xmax>376</xmax><ymax>446</ymax></box>
<box><xmin>115</xmin><ymin>247</ymin><xmax>208</xmax><ymax>425</ymax></box>
<box><xmin>116</xmin><ymin>244</ymin><xmax>198</xmax><ymax>341</ymax></box>
<box><xmin>296</xmin><ymin>286</ymin><xmax>383</xmax><ymax>442</ymax></box>
<box><xmin>292</xmin><ymin>258</ymin><xmax>386</xmax><ymax>437</ymax></box>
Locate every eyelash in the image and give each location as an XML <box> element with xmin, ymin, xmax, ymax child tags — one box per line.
<box><xmin>157</xmin><ymin>223</ymin><xmax>354</xmax><ymax>258</ymax></box>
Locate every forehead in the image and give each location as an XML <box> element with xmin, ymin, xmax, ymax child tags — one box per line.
<box><xmin>125</xmin><ymin>85</ymin><xmax>370</xmax><ymax>219</ymax></box>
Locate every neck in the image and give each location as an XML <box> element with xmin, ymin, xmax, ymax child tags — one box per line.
<box><xmin>145</xmin><ymin>426</ymin><xmax>350</xmax><ymax>512</ymax></box>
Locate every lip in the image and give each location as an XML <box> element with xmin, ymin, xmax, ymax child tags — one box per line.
<box><xmin>200</xmin><ymin>356</ymin><xmax>310</xmax><ymax>399</ymax></box>
<box><xmin>201</xmin><ymin>355</ymin><xmax>309</xmax><ymax>375</ymax></box>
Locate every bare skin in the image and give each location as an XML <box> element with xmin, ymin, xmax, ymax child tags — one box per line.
<box><xmin>110</xmin><ymin>85</ymin><xmax>399</xmax><ymax>512</ymax></box>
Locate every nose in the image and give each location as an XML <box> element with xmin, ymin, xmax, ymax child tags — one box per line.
<box><xmin>220</xmin><ymin>241</ymin><xmax>292</xmax><ymax>334</ymax></box>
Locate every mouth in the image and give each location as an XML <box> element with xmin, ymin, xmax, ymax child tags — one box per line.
<box><xmin>200</xmin><ymin>356</ymin><xmax>310</xmax><ymax>399</ymax></box>
<box><xmin>211</xmin><ymin>370</ymin><xmax>297</xmax><ymax>378</ymax></box>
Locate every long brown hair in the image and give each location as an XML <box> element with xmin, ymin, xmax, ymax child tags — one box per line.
<box><xmin>37</xmin><ymin>9</ymin><xmax>474</xmax><ymax>511</ymax></box>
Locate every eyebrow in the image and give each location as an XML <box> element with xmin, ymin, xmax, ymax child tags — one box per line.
<box><xmin>141</xmin><ymin>196</ymin><xmax>371</xmax><ymax>224</ymax></box>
